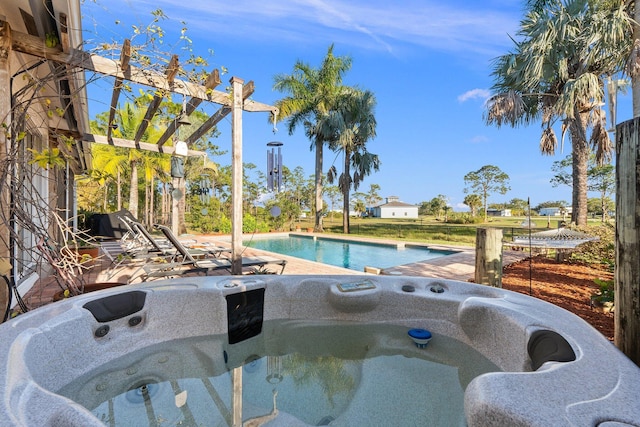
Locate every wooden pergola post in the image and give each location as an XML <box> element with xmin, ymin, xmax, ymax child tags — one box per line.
<box><xmin>0</xmin><ymin>21</ymin><xmax>10</xmax><ymax>261</ymax></box>
<box><xmin>0</xmin><ymin>21</ymin><xmax>11</xmax><ymax>319</ymax></box>
<box><xmin>230</xmin><ymin>77</ymin><xmax>244</xmax><ymax>275</ymax></box>
<box><xmin>475</xmin><ymin>227</ymin><xmax>503</xmax><ymax>287</ymax></box>
<box><xmin>615</xmin><ymin>118</ymin><xmax>640</xmax><ymax>366</ymax></box>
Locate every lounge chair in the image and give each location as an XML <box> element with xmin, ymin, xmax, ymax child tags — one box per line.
<box><xmin>129</xmin><ymin>225</ymin><xmax>286</xmax><ymax>282</ymax></box>
<box><xmin>120</xmin><ymin>216</ymin><xmax>229</xmax><ymax>257</ymax></box>
<box><xmin>128</xmin><ymin>219</ymin><xmax>231</xmax><ymax>259</ymax></box>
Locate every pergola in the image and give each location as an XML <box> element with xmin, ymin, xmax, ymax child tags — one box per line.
<box><xmin>1</xmin><ymin>15</ymin><xmax>278</xmax><ymax>274</ymax></box>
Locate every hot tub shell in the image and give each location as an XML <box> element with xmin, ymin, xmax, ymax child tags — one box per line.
<box><xmin>0</xmin><ymin>275</ymin><xmax>639</xmax><ymax>426</ymax></box>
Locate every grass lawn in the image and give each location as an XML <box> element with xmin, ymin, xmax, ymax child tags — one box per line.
<box><xmin>294</xmin><ymin>215</ymin><xmax>607</xmax><ymax>246</ymax></box>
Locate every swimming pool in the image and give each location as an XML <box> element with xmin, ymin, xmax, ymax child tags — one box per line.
<box><xmin>245</xmin><ymin>235</ymin><xmax>457</xmax><ymax>272</ymax></box>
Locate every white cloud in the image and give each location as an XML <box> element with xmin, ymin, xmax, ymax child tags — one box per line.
<box><xmin>458</xmin><ymin>88</ymin><xmax>491</xmax><ymax>103</ymax></box>
<box><xmin>470</xmin><ymin>135</ymin><xmax>489</xmax><ymax>144</ymax></box>
<box><xmin>455</xmin><ymin>202</ymin><xmax>469</xmax><ymax>211</ymax></box>
<box><xmin>123</xmin><ymin>0</ymin><xmax>520</xmax><ymax>57</ymax></box>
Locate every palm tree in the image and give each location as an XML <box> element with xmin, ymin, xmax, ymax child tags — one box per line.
<box><xmin>140</xmin><ymin>152</ymin><xmax>170</xmax><ymax>227</ymax></box>
<box><xmin>116</xmin><ymin>102</ymin><xmax>154</xmax><ymax>220</ymax></box>
<box><xmin>89</xmin><ymin>144</ymin><xmax>129</xmax><ymax>211</ymax></box>
<box><xmin>91</xmin><ymin>101</ymin><xmax>167</xmax><ymax>221</ymax></box>
<box><xmin>485</xmin><ymin>0</ymin><xmax>632</xmax><ymax>226</ymax></box>
<box><xmin>464</xmin><ymin>194</ymin><xmax>483</xmax><ymax>217</ymax></box>
<box><xmin>273</xmin><ymin>44</ymin><xmax>353</xmax><ymax>232</ymax></box>
<box><xmin>327</xmin><ymin>89</ymin><xmax>379</xmax><ymax>233</ymax></box>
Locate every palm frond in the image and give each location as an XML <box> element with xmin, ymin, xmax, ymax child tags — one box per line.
<box><xmin>484</xmin><ymin>90</ymin><xmax>526</xmax><ymax>127</ymax></box>
<box><xmin>539</xmin><ymin>127</ymin><xmax>557</xmax><ymax>155</ymax></box>
<box><xmin>590</xmin><ymin>121</ymin><xmax>613</xmax><ymax>165</ymax></box>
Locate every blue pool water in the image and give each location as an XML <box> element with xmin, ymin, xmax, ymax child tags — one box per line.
<box><xmin>245</xmin><ymin>235</ymin><xmax>457</xmax><ymax>272</ymax></box>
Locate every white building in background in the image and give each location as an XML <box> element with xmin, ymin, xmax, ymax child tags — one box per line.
<box><xmin>487</xmin><ymin>208</ymin><xmax>512</xmax><ymax>217</ymax></box>
<box><xmin>539</xmin><ymin>207</ymin><xmax>572</xmax><ymax>216</ymax></box>
<box><xmin>371</xmin><ymin>196</ymin><xmax>419</xmax><ymax>219</ymax></box>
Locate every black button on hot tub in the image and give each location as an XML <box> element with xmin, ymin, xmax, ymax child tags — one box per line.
<box><xmin>129</xmin><ymin>316</ymin><xmax>143</xmax><ymax>327</ymax></box>
<box><xmin>94</xmin><ymin>325</ymin><xmax>110</xmax><ymax>338</ymax></box>
<box><xmin>430</xmin><ymin>284</ymin><xmax>445</xmax><ymax>293</ymax></box>
<box><xmin>402</xmin><ymin>285</ymin><xmax>415</xmax><ymax>292</ymax></box>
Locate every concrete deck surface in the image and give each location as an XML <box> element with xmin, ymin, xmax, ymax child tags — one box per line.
<box><xmin>20</xmin><ymin>232</ymin><xmax>528</xmax><ymax>310</ymax></box>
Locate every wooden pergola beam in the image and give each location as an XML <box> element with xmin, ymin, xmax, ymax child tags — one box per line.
<box><xmin>156</xmin><ymin>69</ymin><xmax>221</xmax><ymax>148</ymax></box>
<box><xmin>84</xmin><ymin>133</ymin><xmax>206</xmax><ymax>157</ymax></box>
<box><xmin>7</xmin><ymin>24</ymin><xmax>273</xmax><ymax>111</ymax></box>
<box><xmin>107</xmin><ymin>39</ymin><xmax>131</xmax><ymax>143</ymax></box>
<box><xmin>52</xmin><ymin>14</ymin><xmax>90</xmax><ymax>172</ymax></box>
<box><xmin>134</xmin><ymin>54</ymin><xmax>179</xmax><ymax>145</ymax></box>
<box><xmin>186</xmin><ymin>81</ymin><xmax>255</xmax><ymax>144</ymax></box>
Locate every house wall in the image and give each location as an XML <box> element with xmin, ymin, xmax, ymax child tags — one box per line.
<box><xmin>539</xmin><ymin>208</ymin><xmax>562</xmax><ymax>216</ymax></box>
<box><xmin>487</xmin><ymin>209</ymin><xmax>512</xmax><ymax>217</ymax></box>
<box><xmin>0</xmin><ymin>1</ymin><xmax>85</xmax><ymax>306</ymax></box>
<box><xmin>379</xmin><ymin>207</ymin><xmax>418</xmax><ymax>219</ymax></box>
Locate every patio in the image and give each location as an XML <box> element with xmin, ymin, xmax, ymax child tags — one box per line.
<box><xmin>19</xmin><ymin>233</ymin><xmax>529</xmax><ymax>311</ymax></box>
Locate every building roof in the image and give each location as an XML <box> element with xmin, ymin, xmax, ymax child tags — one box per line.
<box><xmin>377</xmin><ymin>201</ymin><xmax>417</xmax><ymax>208</ymax></box>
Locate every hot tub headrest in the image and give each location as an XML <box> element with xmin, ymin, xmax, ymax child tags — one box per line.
<box><xmin>527</xmin><ymin>329</ymin><xmax>576</xmax><ymax>370</ymax></box>
<box><xmin>83</xmin><ymin>291</ymin><xmax>146</xmax><ymax>323</ymax></box>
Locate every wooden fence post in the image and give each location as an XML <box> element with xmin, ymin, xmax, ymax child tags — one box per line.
<box><xmin>615</xmin><ymin>118</ymin><xmax>640</xmax><ymax>366</ymax></box>
<box><xmin>475</xmin><ymin>227</ymin><xmax>503</xmax><ymax>287</ymax></box>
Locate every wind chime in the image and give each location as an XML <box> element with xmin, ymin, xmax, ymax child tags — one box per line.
<box><xmin>192</xmin><ymin>175</ymin><xmax>212</xmax><ymax>215</ymax></box>
<box><xmin>266</xmin><ymin>141</ymin><xmax>283</xmax><ymax>192</ymax></box>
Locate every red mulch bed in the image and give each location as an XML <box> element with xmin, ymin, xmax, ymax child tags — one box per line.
<box><xmin>502</xmin><ymin>256</ymin><xmax>614</xmax><ymax>340</ymax></box>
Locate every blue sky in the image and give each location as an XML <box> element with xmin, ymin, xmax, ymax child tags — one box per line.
<box><xmin>81</xmin><ymin>0</ymin><xmax>630</xmax><ymax>211</ymax></box>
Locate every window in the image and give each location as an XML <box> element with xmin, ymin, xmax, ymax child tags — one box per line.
<box><xmin>14</xmin><ymin>132</ymin><xmax>48</xmax><ymax>282</ymax></box>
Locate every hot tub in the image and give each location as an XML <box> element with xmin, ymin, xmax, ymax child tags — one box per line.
<box><xmin>0</xmin><ymin>275</ymin><xmax>639</xmax><ymax>426</ymax></box>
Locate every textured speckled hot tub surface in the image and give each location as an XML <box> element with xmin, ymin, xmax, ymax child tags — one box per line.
<box><xmin>1</xmin><ymin>275</ymin><xmax>639</xmax><ymax>426</ymax></box>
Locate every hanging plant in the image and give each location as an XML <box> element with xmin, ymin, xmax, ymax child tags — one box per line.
<box><xmin>27</xmin><ymin>147</ymin><xmax>66</xmax><ymax>170</ymax></box>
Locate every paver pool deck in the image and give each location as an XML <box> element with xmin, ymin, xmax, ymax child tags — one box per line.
<box><xmin>21</xmin><ymin>232</ymin><xmax>529</xmax><ymax>309</ymax></box>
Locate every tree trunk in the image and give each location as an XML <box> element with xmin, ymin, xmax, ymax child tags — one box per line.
<box><xmin>149</xmin><ymin>175</ymin><xmax>155</xmax><ymax>226</ymax></box>
<box><xmin>569</xmin><ymin>120</ymin><xmax>589</xmax><ymax>226</ymax></box>
<box><xmin>342</xmin><ymin>149</ymin><xmax>351</xmax><ymax>234</ymax></box>
<box><xmin>314</xmin><ymin>135</ymin><xmax>324</xmax><ymax>232</ymax></box>
<box><xmin>475</xmin><ymin>228</ymin><xmax>503</xmax><ymax>287</ymax></box>
<box><xmin>117</xmin><ymin>169</ymin><xmax>122</xmax><ymax>211</ymax></box>
<box><xmin>161</xmin><ymin>183</ymin><xmax>168</xmax><ymax>225</ymax></box>
<box><xmin>103</xmin><ymin>182</ymin><xmax>109</xmax><ymax>211</ymax></box>
<box><xmin>483</xmin><ymin>190</ymin><xmax>488</xmax><ymax>223</ymax></box>
<box><xmin>144</xmin><ymin>179</ymin><xmax>149</xmax><ymax>228</ymax></box>
<box><xmin>129</xmin><ymin>161</ymin><xmax>138</xmax><ymax>219</ymax></box>
<box><xmin>614</xmin><ymin>118</ymin><xmax>640</xmax><ymax>366</ymax></box>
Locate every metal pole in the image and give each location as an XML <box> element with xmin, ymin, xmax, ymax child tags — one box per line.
<box><xmin>528</xmin><ymin>198</ymin><xmax>532</xmax><ymax>296</ymax></box>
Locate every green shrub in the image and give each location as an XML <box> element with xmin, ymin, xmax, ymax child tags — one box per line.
<box><xmin>243</xmin><ymin>213</ymin><xmax>270</xmax><ymax>233</ymax></box>
<box><xmin>571</xmin><ymin>223</ymin><xmax>615</xmax><ymax>267</ymax></box>
<box><xmin>216</xmin><ymin>216</ymin><xmax>232</xmax><ymax>234</ymax></box>
<box><xmin>446</xmin><ymin>213</ymin><xmax>484</xmax><ymax>225</ymax></box>
<box><xmin>593</xmin><ymin>278</ymin><xmax>614</xmax><ymax>302</ymax></box>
